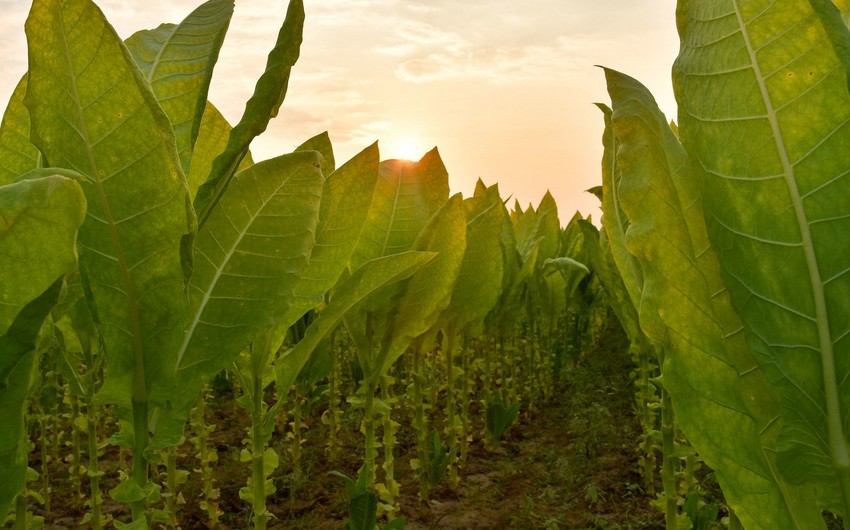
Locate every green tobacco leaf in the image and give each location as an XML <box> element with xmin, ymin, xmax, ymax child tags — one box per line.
<box><xmin>496</xmin><ymin>241</ymin><xmax>538</xmax><ymax>336</ymax></box>
<box><xmin>0</xmin><ymin>174</ymin><xmax>85</xmax><ymax>521</ymax></box>
<box><xmin>186</xmin><ymin>101</ymin><xmax>253</xmax><ymax>197</ymax></box>
<box><xmin>295</xmin><ymin>131</ymin><xmax>335</xmax><ymax>176</ymax></box>
<box><xmin>0</xmin><ymin>351</ymin><xmax>37</xmax><ymax>522</ymax></box>
<box><xmin>603</xmin><ymin>66</ymin><xmax>824</xmax><ymax>529</ymax></box>
<box><xmin>473</xmin><ymin>177</ymin><xmax>488</xmax><ymax>197</ymax></box>
<box><xmin>194</xmin><ymin>0</ymin><xmax>304</xmax><ymax>225</ymax></box>
<box><xmin>25</xmin><ymin>0</ymin><xmax>194</xmax><ymax>411</ymax></box>
<box><xmin>0</xmin><ymin>278</ymin><xmax>63</xmax><ymax>387</ymax></box>
<box><xmin>54</xmin><ymin>315</ymin><xmax>86</xmax><ymax>398</ymax></box>
<box><xmin>442</xmin><ymin>185</ymin><xmax>504</xmax><ymax>330</ymax></box>
<box><xmin>176</xmin><ymin>151</ymin><xmax>322</xmax><ymax>379</ymax></box>
<box><xmin>538</xmin><ymin>268</ymin><xmax>566</xmax><ymax>334</ymax></box>
<box><xmin>0</xmin><ymin>77</ymin><xmax>39</xmax><ymax>185</ymax></box>
<box><xmin>596</xmin><ymin>102</ymin><xmax>644</xmax><ymax>309</ymax></box>
<box><xmin>807</xmin><ymin>0</ymin><xmax>850</xmax><ymax>93</ymax></box>
<box><xmin>543</xmin><ymin>257</ymin><xmax>589</xmax><ymax>299</ymax></box>
<box><xmin>0</xmin><ymin>175</ymin><xmax>85</xmax><ymax>374</ymax></box>
<box><xmin>126</xmin><ymin>0</ymin><xmax>233</xmax><ymax>174</ymax></box>
<box><xmin>486</xmin><ymin>395</ymin><xmax>519</xmax><ymax>446</ymax></box>
<box><xmin>576</xmin><ymin>220</ymin><xmax>643</xmax><ymax>346</ymax></box>
<box><xmin>351</xmin><ymin>148</ymin><xmax>450</xmax><ymax>270</ymax></box>
<box><xmin>674</xmin><ymin>0</ymin><xmax>850</xmax><ymax>516</ymax></box>
<box><xmin>535</xmin><ymin>191</ymin><xmax>561</xmax><ymax>263</ymax></box>
<box><xmin>275</xmin><ymin>251</ymin><xmax>435</xmax><ymax>393</ymax></box>
<box><xmin>374</xmin><ymin>194</ymin><xmax>466</xmax><ymax>376</ymax></box>
<box><xmin>484</xmin><ymin>188</ymin><xmax>520</xmax><ymax>334</ymax></box>
<box><xmin>279</xmin><ymin>142</ymin><xmax>379</xmax><ymax>326</ymax></box>
<box><xmin>513</xmin><ymin>203</ymin><xmax>539</xmax><ymax>262</ymax></box>
<box><xmin>347</xmin><ymin>491</ymin><xmax>378</xmax><ymax>530</ymax></box>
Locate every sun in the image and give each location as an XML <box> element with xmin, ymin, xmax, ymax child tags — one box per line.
<box><xmin>388</xmin><ymin>139</ymin><xmax>422</xmax><ymax>162</ymax></box>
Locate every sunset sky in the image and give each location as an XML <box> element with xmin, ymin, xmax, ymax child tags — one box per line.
<box><xmin>0</xmin><ymin>0</ymin><xmax>679</xmax><ymax>223</ymax></box>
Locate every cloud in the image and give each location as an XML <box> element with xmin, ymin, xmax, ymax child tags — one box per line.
<box><xmin>374</xmin><ymin>19</ymin><xmax>464</xmax><ymax>57</ymax></box>
<box><xmin>308</xmin><ymin>0</ymin><xmax>399</xmax><ymax>26</ymax></box>
<box><xmin>395</xmin><ymin>35</ymin><xmax>592</xmax><ymax>83</ymax></box>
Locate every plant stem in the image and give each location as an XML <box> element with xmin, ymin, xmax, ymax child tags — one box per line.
<box><xmin>165</xmin><ymin>444</ymin><xmax>179</xmax><ymax>528</ymax></box>
<box><xmin>290</xmin><ymin>390</ymin><xmax>303</xmax><ymax>470</ymax></box>
<box><xmin>380</xmin><ymin>375</ymin><xmax>400</xmax><ymax>517</ymax></box>
<box><xmin>498</xmin><ymin>334</ymin><xmax>508</xmax><ymax>402</ymax></box>
<box><xmin>251</xmin><ymin>357</ymin><xmax>269</xmax><ymax>530</ymax></box>
<box><xmin>360</xmin><ymin>313</ymin><xmax>378</xmax><ymax>489</ymax></box>
<box><xmin>362</xmin><ymin>376</ymin><xmax>378</xmax><ymax>489</ymax></box>
<box><xmin>70</xmin><ymin>395</ymin><xmax>82</xmax><ymax>503</ymax></box>
<box><xmin>194</xmin><ymin>386</ymin><xmax>220</xmax><ymax>528</ymax></box>
<box><xmin>130</xmin><ymin>398</ymin><xmax>150</xmax><ymax>524</ymax></box>
<box><xmin>326</xmin><ymin>329</ymin><xmax>340</xmax><ymax>462</ymax></box>
<box><xmin>13</xmin><ymin>493</ymin><xmax>26</xmax><ymax>530</ymax></box>
<box><xmin>459</xmin><ymin>332</ymin><xmax>471</xmax><ymax>471</ymax></box>
<box><xmin>526</xmin><ymin>309</ymin><xmax>537</xmax><ymax>412</ymax></box>
<box><xmin>634</xmin><ymin>344</ymin><xmax>656</xmax><ymax>496</ymax></box>
<box><xmin>660</xmin><ymin>387</ymin><xmax>678</xmax><ymax>530</ymax></box>
<box><xmin>445</xmin><ymin>323</ymin><xmax>459</xmax><ymax>489</ymax></box>
<box><xmin>39</xmin><ymin>414</ymin><xmax>50</xmax><ymax>517</ymax></box>
<box><xmin>412</xmin><ymin>341</ymin><xmax>430</xmax><ymax>503</ymax></box>
<box><xmin>86</xmin><ymin>400</ymin><xmax>102</xmax><ymax>530</ymax></box>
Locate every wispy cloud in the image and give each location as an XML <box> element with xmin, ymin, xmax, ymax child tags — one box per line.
<box><xmin>395</xmin><ymin>36</ymin><xmax>592</xmax><ymax>83</ymax></box>
<box><xmin>308</xmin><ymin>0</ymin><xmax>399</xmax><ymax>26</ymax></box>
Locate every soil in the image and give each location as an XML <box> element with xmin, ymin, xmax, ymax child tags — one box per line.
<box><xmin>19</xmin><ymin>322</ymin><xmax>666</xmax><ymax>530</ymax></box>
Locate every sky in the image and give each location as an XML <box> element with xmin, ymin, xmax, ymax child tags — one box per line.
<box><xmin>0</xmin><ymin>0</ymin><xmax>680</xmax><ymax>224</ymax></box>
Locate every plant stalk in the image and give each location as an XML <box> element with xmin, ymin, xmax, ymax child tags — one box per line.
<box><xmin>445</xmin><ymin>323</ymin><xmax>459</xmax><ymax>489</ymax></box>
<box><xmin>660</xmin><ymin>388</ymin><xmax>678</xmax><ymax>530</ymax></box>
<box><xmin>130</xmin><ymin>397</ymin><xmax>150</xmax><ymax>524</ymax></box>
<box><xmin>13</xmin><ymin>493</ymin><xmax>26</xmax><ymax>530</ymax></box>
<box><xmin>412</xmin><ymin>342</ymin><xmax>430</xmax><ymax>502</ymax></box>
<box><xmin>251</xmin><ymin>357</ymin><xmax>269</xmax><ymax>530</ymax></box>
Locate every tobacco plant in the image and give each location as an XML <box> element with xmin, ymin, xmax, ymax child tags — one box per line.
<box><xmin>598</xmin><ymin>0</ymin><xmax>850</xmax><ymax>525</ymax></box>
<box><xmin>15</xmin><ymin>0</ymin><xmax>318</xmax><ymax>526</ymax></box>
<box><xmin>0</xmin><ymin>173</ymin><xmax>86</xmax><ymax>520</ymax></box>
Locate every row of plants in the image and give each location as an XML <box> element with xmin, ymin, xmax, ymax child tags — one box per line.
<box><xmin>10</xmin><ymin>0</ymin><xmax>848</xmax><ymax>528</ymax></box>
<box><xmin>589</xmin><ymin>0</ymin><xmax>850</xmax><ymax>528</ymax></box>
<box><xmin>0</xmin><ymin>0</ymin><xmax>612</xmax><ymax>528</ymax></box>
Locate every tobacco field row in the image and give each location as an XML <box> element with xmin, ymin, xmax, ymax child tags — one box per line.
<box><xmin>3</xmin><ymin>0</ymin><xmax>850</xmax><ymax>529</ymax></box>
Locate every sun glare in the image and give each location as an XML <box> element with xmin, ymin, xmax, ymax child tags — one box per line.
<box><xmin>388</xmin><ymin>140</ymin><xmax>422</xmax><ymax>162</ymax></box>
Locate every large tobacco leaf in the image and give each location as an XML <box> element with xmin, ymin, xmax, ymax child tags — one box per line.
<box><xmin>440</xmin><ymin>184</ymin><xmax>505</xmax><ymax>332</ymax></box>
<box><xmin>575</xmin><ymin>219</ymin><xmax>643</xmax><ymax>348</ymax></box>
<box><xmin>345</xmin><ymin>149</ymin><xmax>450</xmax><ymax>347</ymax></box>
<box><xmin>1</xmin><ymin>0</ymin><xmax>234</xmax><ymax>188</ymax></box>
<box><xmin>25</xmin><ymin>0</ymin><xmax>194</xmax><ymax>413</ymax></box>
<box><xmin>0</xmin><ymin>174</ymin><xmax>86</xmax><ymax>520</ymax></box>
<box><xmin>186</xmin><ymin>101</ymin><xmax>254</xmax><ymax>197</ymax></box>
<box><xmin>373</xmin><ymin>193</ymin><xmax>467</xmax><ymax>375</ymax></box>
<box><xmin>279</xmin><ymin>142</ymin><xmax>379</xmax><ymax>327</ymax></box>
<box><xmin>602</xmin><ymin>66</ymin><xmax>825</xmax><ymax>529</ymax></box>
<box><xmin>674</xmin><ymin>0</ymin><xmax>850</xmax><ymax>515</ymax></box>
<box><xmin>0</xmin><ymin>78</ymin><xmax>39</xmax><ymax>185</ymax></box>
<box><xmin>125</xmin><ymin>0</ymin><xmax>233</xmax><ymax>174</ymax></box>
<box><xmin>597</xmin><ymin>103</ymin><xmax>644</xmax><ymax>309</ymax></box>
<box><xmin>295</xmin><ymin>130</ymin><xmax>336</xmax><ymax>176</ymax></box>
<box><xmin>194</xmin><ymin>0</ymin><xmax>305</xmax><ymax>225</ymax></box>
<box><xmin>533</xmin><ymin>191</ymin><xmax>561</xmax><ymax>265</ymax></box>
<box><xmin>351</xmin><ymin>149</ymin><xmax>450</xmax><ymax>270</ymax></box>
<box><xmin>176</xmin><ymin>151</ymin><xmax>322</xmax><ymax>379</ymax></box>
<box><xmin>275</xmin><ymin>251</ymin><xmax>435</xmax><ymax>393</ymax></box>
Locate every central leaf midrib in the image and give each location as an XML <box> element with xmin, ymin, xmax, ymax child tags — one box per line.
<box><xmin>379</xmin><ymin>169</ymin><xmax>405</xmax><ymax>258</ymax></box>
<box><xmin>731</xmin><ymin>0</ymin><xmax>848</xmax><ymax>478</ymax></box>
<box><xmin>59</xmin><ymin>6</ymin><xmax>148</xmax><ymax>399</ymax></box>
<box><xmin>176</xmin><ymin>166</ymin><xmax>305</xmax><ymax>368</ymax></box>
<box><xmin>146</xmin><ymin>23</ymin><xmax>179</xmax><ymax>85</ymax></box>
